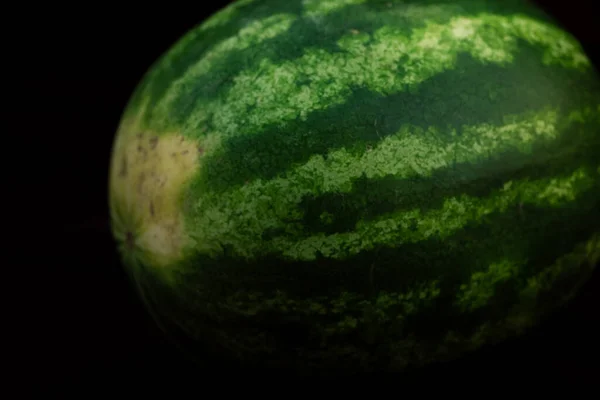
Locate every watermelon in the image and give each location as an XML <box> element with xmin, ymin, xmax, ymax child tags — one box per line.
<box><xmin>109</xmin><ymin>0</ymin><xmax>600</xmax><ymax>373</ymax></box>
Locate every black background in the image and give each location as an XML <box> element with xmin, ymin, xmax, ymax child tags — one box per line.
<box><xmin>15</xmin><ymin>0</ymin><xmax>599</xmax><ymax>388</ymax></box>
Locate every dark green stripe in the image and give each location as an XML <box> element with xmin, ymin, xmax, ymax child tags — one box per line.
<box><xmin>200</xmin><ymin>47</ymin><xmax>600</xmax><ymax>192</ymax></box>
<box><xmin>139</xmin><ymin>233</ymin><xmax>598</xmax><ymax>371</ymax></box>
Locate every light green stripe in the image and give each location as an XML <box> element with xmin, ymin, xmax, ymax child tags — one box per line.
<box><xmin>152</xmin><ymin>13</ymin><xmax>297</xmax><ymax>119</ymax></box>
<box><xmin>523</xmin><ymin>233</ymin><xmax>600</xmax><ymax>298</ymax></box>
<box><xmin>452</xmin><ymin>232</ymin><xmax>598</xmax><ymax>324</ymax></box>
<box><xmin>188</xmin><ymin>106</ymin><xmax>599</xmax><ymax>259</ymax></box>
<box><xmin>456</xmin><ymin>259</ymin><xmax>521</xmax><ymax>312</ymax></box>
<box><xmin>460</xmin><ymin>235</ymin><xmax>599</xmax><ymax>347</ymax></box>
<box><xmin>200</xmin><ymin>0</ymin><xmax>258</xmax><ymax>31</ymax></box>
<box><xmin>271</xmin><ymin>166</ymin><xmax>597</xmax><ymax>261</ymax></box>
<box><xmin>303</xmin><ymin>0</ymin><xmax>366</xmax><ymax>17</ymax></box>
<box><xmin>163</xmin><ymin>13</ymin><xmax>590</xmax><ymax>137</ymax></box>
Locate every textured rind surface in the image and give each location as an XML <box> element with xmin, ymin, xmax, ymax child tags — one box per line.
<box><xmin>109</xmin><ymin>0</ymin><xmax>600</xmax><ymax>372</ymax></box>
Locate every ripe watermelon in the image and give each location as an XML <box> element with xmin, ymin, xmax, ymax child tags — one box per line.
<box><xmin>109</xmin><ymin>0</ymin><xmax>600</xmax><ymax>373</ymax></box>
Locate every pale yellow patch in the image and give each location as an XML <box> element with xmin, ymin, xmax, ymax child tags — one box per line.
<box><xmin>450</xmin><ymin>17</ymin><xmax>476</xmax><ymax>39</ymax></box>
<box><xmin>109</xmin><ymin>123</ymin><xmax>201</xmax><ymax>268</ymax></box>
<box><xmin>417</xmin><ymin>30</ymin><xmax>441</xmax><ymax>49</ymax></box>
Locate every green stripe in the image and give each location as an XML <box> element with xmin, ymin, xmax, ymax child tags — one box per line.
<box><xmin>187</xmin><ymin>105</ymin><xmax>599</xmax><ymax>258</ymax></box>
<box><xmin>296</xmin><ymin>105</ymin><xmax>600</xmax><ymax>235</ymax></box>
<box><xmin>170</xmin><ymin>13</ymin><xmax>589</xmax><ymax>136</ymax></box>
<box><xmin>191</xmin><ymin>234</ymin><xmax>600</xmax><ymax>342</ymax></box>
<box><xmin>455</xmin><ymin>259</ymin><xmax>521</xmax><ymax>312</ymax></box>
<box><xmin>270</xmin><ymin>166</ymin><xmax>598</xmax><ymax>261</ymax></box>
<box><xmin>293</xmin><ymin>108</ymin><xmax>561</xmax><ymax>185</ymax></box>
<box><xmin>303</xmin><ymin>0</ymin><xmax>366</xmax><ymax>17</ymax></box>
<box><xmin>442</xmin><ymin>235</ymin><xmax>599</xmax><ymax>354</ymax></box>
<box><xmin>179</xmin><ymin>183</ymin><xmax>598</xmax><ymax>298</ymax></box>
<box><xmin>125</xmin><ymin>1</ymin><xmax>305</xmax><ymax>119</ymax></box>
<box><xmin>202</xmin><ymin>48</ymin><xmax>599</xmax><ymax>191</ymax></box>
<box><xmin>154</xmin><ymin>13</ymin><xmax>297</xmax><ymax>120</ymax></box>
<box><xmin>128</xmin><ymin>2</ymin><xmax>598</xmax><ymax>193</ymax></box>
<box><xmin>140</xmin><ymin>12</ymin><xmax>591</xmax><ymax>133</ymax></box>
<box><xmin>200</xmin><ymin>0</ymin><xmax>259</xmax><ymax>31</ymax></box>
<box><xmin>520</xmin><ymin>233</ymin><xmax>600</xmax><ymax>302</ymax></box>
<box><xmin>152</xmin><ymin>232</ymin><xmax>599</xmax><ymax>370</ymax></box>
